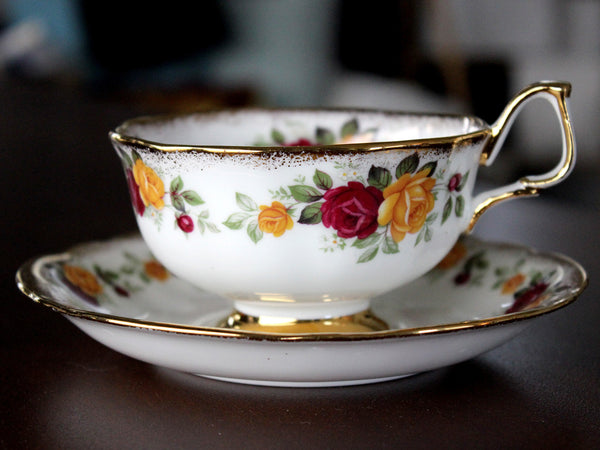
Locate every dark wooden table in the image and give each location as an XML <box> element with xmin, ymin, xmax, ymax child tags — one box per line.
<box><xmin>2</xmin><ymin>79</ymin><xmax>598</xmax><ymax>448</ymax></box>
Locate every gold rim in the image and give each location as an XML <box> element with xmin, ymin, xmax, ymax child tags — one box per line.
<box><xmin>15</xmin><ymin>241</ymin><xmax>587</xmax><ymax>342</ymax></box>
<box><xmin>110</xmin><ymin>108</ymin><xmax>490</xmax><ymax>155</ymax></box>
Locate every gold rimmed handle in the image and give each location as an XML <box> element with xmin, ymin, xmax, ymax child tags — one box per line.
<box><xmin>468</xmin><ymin>81</ymin><xmax>576</xmax><ymax>231</ymax></box>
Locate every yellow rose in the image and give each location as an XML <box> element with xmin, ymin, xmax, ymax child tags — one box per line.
<box><xmin>63</xmin><ymin>265</ymin><xmax>103</xmax><ymax>297</ymax></box>
<box><xmin>337</xmin><ymin>131</ymin><xmax>375</xmax><ymax>144</ymax></box>
<box><xmin>501</xmin><ymin>273</ymin><xmax>526</xmax><ymax>294</ymax></box>
<box><xmin>436</xmin><ymin>241</ymin><xmax>467</xmax><ymax>269</ymax></box>
<box><xmin>144</xmin><ymin>260</ymin><xmax>170</xmax><ymax>281</ymax></box>
<box><xmin>258</xmin><ymin>201</ymin><xmax>294</xmax><ymax>237</ymax></box>
<box><xmin>377</xmin><ymin>169</ymin><xmax>436</xmax><ymax>243</ymax></box>
<box><xmin>133</xmin><ymin>159</ymin><xmax>165</xmax><ymax>210</ymax></box>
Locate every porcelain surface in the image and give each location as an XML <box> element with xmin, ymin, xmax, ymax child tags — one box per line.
<box><xmin>16</xmin><ymin>234</ymin><xmax>586</xmax><ymax>387</ymax></box>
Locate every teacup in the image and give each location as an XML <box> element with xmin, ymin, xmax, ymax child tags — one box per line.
<box><xmin>110</xmin><ymin>81</ymin><xmax>575</xmax><ymax>329</ymax></box>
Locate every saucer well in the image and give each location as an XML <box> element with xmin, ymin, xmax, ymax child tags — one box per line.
<box><xmin>16</xmin><ymin>234</ymin><xmax>587</xmax><ymax>387</ymax></box>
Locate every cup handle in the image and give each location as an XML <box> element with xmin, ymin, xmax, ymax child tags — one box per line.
<box><xmin>468</xmin><ymin>81</ymin><xmax>576</xmax><ymax>231</ymax></box>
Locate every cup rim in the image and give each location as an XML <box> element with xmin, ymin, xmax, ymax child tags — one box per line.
<box><xmin>110</xmin><ymin>107</ymin><xmax>490</xmax><ymax>155</ymax></box>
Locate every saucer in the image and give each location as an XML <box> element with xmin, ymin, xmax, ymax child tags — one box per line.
<box><xmin>16</xmin><ymin>234</ymin><xmax>587</xmax><ymax>387</ymax></box>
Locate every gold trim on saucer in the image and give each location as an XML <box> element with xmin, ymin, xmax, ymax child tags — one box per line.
<box><xmin>15</xmin><ymin>238</ymin><xmax>588</xmax><ymax>343</ymax></box>
<box><xmin>217</xmin><ymin>309</ymin><xmax>389</xmax><ymax>333</ymax></box>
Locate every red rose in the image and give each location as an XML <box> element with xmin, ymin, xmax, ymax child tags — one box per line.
<box><xmin>285</xmin><ymin>138</ymin><xmax>315</xmax><ymax>146</ymax></box>
<box><xmin>126</xmin><ymin>169</ymin><xmax>145</xmax><ymax>216</ymax></box>
<box><xmin>321</xmin><ymin>182</ymin><xmax>383</xmax><ymax>239</ymax></box>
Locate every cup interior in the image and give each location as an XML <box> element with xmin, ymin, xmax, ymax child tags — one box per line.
<box><xmin>116</xmin><ymin>110</ymin><xmax>487</xmax><ymax>148</ymax></box>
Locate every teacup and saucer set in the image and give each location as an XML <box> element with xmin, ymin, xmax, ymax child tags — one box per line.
<box><xmin>17</xmin><ymin>81</ymin><xmax>588</xmax><ymax>386</ymax></box>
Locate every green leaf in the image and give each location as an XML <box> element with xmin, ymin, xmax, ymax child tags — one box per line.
<box><xmin>196</xmin><ymin>219</ymin><xmax>206</xmax><ymax>234</ymax></box>
<box><xmin>415</xmin><ymin>229</ymin><xmax>425</xmax><ymax>246</ymax></box>
<box><xmin>170</xmin><ymin>176</ymin><xmax>184</xmax><ymax>193</ymax></box>
<box><xmin>94</xmin><ymin>265</ymin><xmax>119</xmax><ymax>283</ymax></box>
<box><xmin>120</xmin><ymin>265</ymin><xmax>135</xmax><ymax>275</ymax></box>
<box><xmin>382</xmin><ymin>235</ymin><xmax>399</xmax><ymax>254</ymax></box>
<box><xmin>457</xmin><ymin>170</ymin><xmax>469</xmax><ymax>192</ymax></box>
<box><xmin>495</xmin><ymin>267</ymin><xmax>509</xmax><ymax>277</ymax></box>
<box><xmin>442</xmin><ymin>197</ymin><xmax>453</xmax><ymax>224</ymax></box>
<box><xmin>223</xmin><ymin>212</ymin><xmax>251</xmax><ymax>230</ymax></box>
<box><xmin>475</xmin><ymin>257</ymin><xmax>489</xmax><ymax>269</ymax></box>
<box><xmin>120</xmin><ymin>150</ymin><xmax>133</xmax><ymax>168</ymax></box>
<box><xmin>271</xmin><ymin>129</ymin><xmax>285</xmax><ymax>145</ymax></box>
<box><xmin>131</xmin><ymin>149</ymin><xmax>142</xmax><ymax>163</ymax></box>
<box><xmin>316</xmin><ymin>127</ymin><xmax>335</xmax><ymax>145</ymax></box>
<box><xmin>236</xmin><ymin>192</ymin><xmax>258</xmax><ymax>212</ymax></box>
<box><xmin>139</xmin><ymin>271</ymin><xmax>151</xmax><ymax>283</ymax></box>
<box><xmin>419</xmin><ymin>161</ymin><xmax>437</xmax><ymax>177</ymax></box>
<box><xmin>455</xmin><ymin>195</ymin><xmax>465</xmax><ymax>217</ymax></box>
<box><xmin>181</xmin><ymin>190</ymin><xmax>204</xmax><ymax>206</ymax></box>
<box><xmin>357</xmin><ymin>246</ymin><xmax>378</xmax><ymax>263</ymax></box>
<box><xmin>465</xmin><ymin>251</ymin><xmax>485</xmax><ymax>272</ymax></box>
<box><xmin>426</xmin><ymin>212</ymin><xmax>439</xmax><ymax>224</ymax></box>
<box><xmin>170</xmin><ymin>193</ymin><xmax>186</xmax><ymax>212</ymax></box>
<box><xmin>198</xmin><ymin>210</ymin><xmax>209</xmax><ymax>219</ymax></box>
<box><xmin>529</xmin><ymin>271</ymin><xmax>543</xmax><ymax>285</ymax></box>
<box><xmin>367</xmin><ymin>166</ymin><xmax>392</xmax><ymax>190</ymax></box>
<box><xmin>352</xmin><ymin>232</ymin><xmax>382</xmax><ymax>249</ymax></box>
<box><xmin>206</xmin><ymin>222</ymin><xmax>221</xmax><ymax>233</ymax></box>
<box><xmin>313</xmin><ymin>169</ymin><xmax>333</xmax><ymax>190</ymax></box>
<box><xmin>396</xmin><ymin>153</ymin><xmax>419</xmax><ymax>178</ymax></box>
<box><xmin>298</xmin><ymin>202</ymin><xmax>323</xmax><ymax>224</ymax></box>
<box><xmin>123</xmin><ymin>252</ymin><xmax>142</xmax><ymax>264</ymax></box>
<box><xmin>289</xmin><ymin>185</ymin><xmax>323</xmax><ymax>203</ymax></box>
<box><xmin>247</xmin><ymin>221</ymin><xmax>263</xmax><ymax>244</ymax></box>
<box><xmin>341</xmin><ymin>118</ymin><xmax>359</xmax><ymax>138</ymax></box>
<box><xmin>424</xmin><ymin>226</ymin><xmax>433</xmax><ymax>242</ymax></box>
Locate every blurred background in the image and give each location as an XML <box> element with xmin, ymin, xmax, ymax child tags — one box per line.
<box><xmin>1</xmin><ymin>0</ymin><xmax>598</xmax><ymax>166</ymax></box>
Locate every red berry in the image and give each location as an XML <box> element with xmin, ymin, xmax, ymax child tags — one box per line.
<box><xmin>448</xmin><ymin>173</ymin><xmax>462</xmax><ymax>192</ymax></box>
<box><xmin>177</xmin><ymin>215</ymin><xmax>194</xmax><ymax>233</ymax></box>
<box><xmin>114</xmin><ymin>285</ymin><xmax>130</xmax><ymax>297</ymax></box>
<box><xmin>454</xmin><ymin>272</ymin><xmax>470</xmax><ymax>285</ymax></box>
<box><xmin>506</xmin><ymin>282</ymin><xmax>548</xmax><ymax>313</ymax></box>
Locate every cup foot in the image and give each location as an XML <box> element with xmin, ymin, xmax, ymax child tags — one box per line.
<box><xmin>216</xmin><ymin>308</ymin><xmax>389</xmax><ymax>333</ymax></box>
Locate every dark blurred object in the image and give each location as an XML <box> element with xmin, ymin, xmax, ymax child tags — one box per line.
<box><xmin>100</xmin><ymin>82</ymin><xmax>256</xmax><ymax>114</ymax></box>
<box><xmin>77</xmin><ymin>0</ymin><xmax>228</xmax><ymax>74</ymax></box>
<box><xmin>337</xmin><ymin>0</ymin><xmax>421</xmax><ymax>80</ymax></box>
<box><xmin>76</xmin><ymin>0</ymin><xmax>250</xmax><ymax>113</ymax></box>
<box><xmin>337</xmin><ymin>1</ymin><xmax>509</xmax><ymax>122</ymax></box>
<box><xmin>467</xmin><ymin>59</ymin><xmax>510</xmax><ymax>124</ymax></box>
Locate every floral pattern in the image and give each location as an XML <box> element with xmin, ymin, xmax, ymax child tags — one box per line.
<box><xmin>264</xmin><ymin>118</ymin><xmax>376</xmax><ymax>146</ymax></box>
<box><xmin>258</xmin><ymin>201</ymin><xmax>295</xmax><ymax>237</ymax></box>
<box><xmin>119</xmin><ymin>118</ymin><xmax>470</xmax><ymax>263</ymax></box>
<box><xmin>378</xmin><ymin>169</ymin><xmax>436</xmax><ymax>243</ymax></box>
<box><xmin>223</xmin><ymin>149</ymin><xmax>457</xmax><ymax>263</ymax></box>
<box><xmin>59</xmin><ymin>253</ymin><xmax>170</xmax><ymax>305</ymax></box>
<box><xmin>433</xmin><ymin>241</ymin><xmax>556</xmax><ymax>314</ymax></box>
<box><xmin>441</xmin><ymin>171</ymin><xmax>470</xmax><ymax>224</ymax></box>
<box><xmin>321</xmin><ymin>182</ymin><xmax>383</xmax><ymax>239</ymax></box>
<box><xmin>120</xmin><ymin>149</ymin><xmax>220</xmax><ymax>235</ymax></box>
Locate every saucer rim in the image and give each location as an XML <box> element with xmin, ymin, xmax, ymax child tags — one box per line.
<box><xmin>15</xmin><ymin>235</ymin><xmax>588</xmax><ymax>343</ymax></box>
